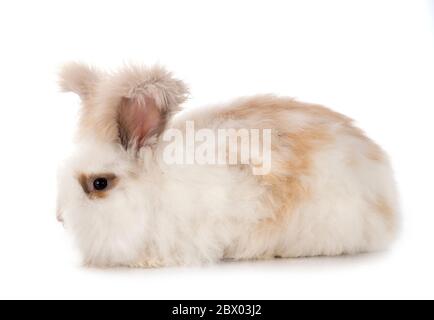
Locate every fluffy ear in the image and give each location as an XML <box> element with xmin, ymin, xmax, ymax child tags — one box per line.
<box><xmin>118</xmin><ymin>95</ymin><xmax>165</xmax><ymax>149</ymax></box>
<box><xmin>58</xmin><ymin>62</ymin><xmax>101</xmax><ymax>99</ymax></box>
<box><xmin>113</xmin><ymin>65</ymin><xmax>189</xmax><ymax>149</ymax></box>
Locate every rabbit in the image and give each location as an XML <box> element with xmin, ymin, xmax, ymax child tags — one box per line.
<box><xmin>57</xmin><ymin>62</ymin><xmax>399</xmax><ymax>268</ymax></box>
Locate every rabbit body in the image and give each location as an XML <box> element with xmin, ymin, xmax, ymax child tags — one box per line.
<box><xmin>57</xmin><ymin>64</ymin><xmax>398</xmax><ymax>267</ymax></box>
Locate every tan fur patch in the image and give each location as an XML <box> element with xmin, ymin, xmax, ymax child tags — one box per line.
<box><xmin>259</xmin><ymin>127</ymin><xmax>331</xmax><ymax>227</ymax></box>
<box><xmin>217</xmin><ymin>96</ymin><xmax>336</xmax><ymax>227</ymax></box>
<box><xmin>371</xmin><ymin>195</ymin><xmax>396</xmax><ymax>232</ymax></box>
<box><xmin>366</xmin><ymin>144</ymin><xmax>384</xmax><ymax>162</ymax></box>
<box><xmin>342</xmin><ymin>125</ymin><xmax>384</xmax><ymax>162</ymax></box>
<box><xmin>221</xmin><ymin>95</ymin><xmax>352</xmax><ymax>126</ymax></box>
<box><xmin>373</xmin><ymin>196</ymin><xmax>394</xmax><ymax>217</ymax></box>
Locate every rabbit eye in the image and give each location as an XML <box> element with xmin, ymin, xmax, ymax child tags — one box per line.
<box><xmin>78</xmin><ymin>173</ymin><xmax>118</xmax><ymax>199</ymax></box>
<box><xmin>93</xmin><ymin>178</ymin><xmax>108</xmax><ymax>191</ymax></box>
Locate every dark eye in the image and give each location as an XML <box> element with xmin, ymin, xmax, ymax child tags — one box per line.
<box><xmin>93</xmin><ymin>178</ymin><xmax>108</xmax><ymax>191</ymax></box>
<box><xmin>78</xmin><ymin>173</ymin><xmax>118</xmax><ymax>198</ymax></box>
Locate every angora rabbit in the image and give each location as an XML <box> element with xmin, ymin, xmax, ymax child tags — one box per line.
<box><xmin>57</xmin><ymin>63</ymin><xmax>398</xmax><ymax>267</ymax></box>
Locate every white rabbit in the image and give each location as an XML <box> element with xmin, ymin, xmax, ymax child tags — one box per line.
<box><xmin>57</xmin><ymin>63</ymin><xmax>399</xmax><ymax>267</ymax></box>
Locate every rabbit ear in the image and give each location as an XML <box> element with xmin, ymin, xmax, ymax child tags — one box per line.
<box><xmin>59</xmin><ymin>62</ymin><xmax>101</xmax><ymax>100</ymax></box>
<box><xmin>118</xmin><ymin>95</ymin><xmax>164</xmax><ymax>149</ymax></box>
<box><xmin>114</xmin><ymin>65</ymin><xmax>189</xmax><ymax>149</ymax></box>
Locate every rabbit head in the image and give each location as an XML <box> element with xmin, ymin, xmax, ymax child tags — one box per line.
<box><xmin>56</xmin><ymin>63</ymin><xmax>188</xmax><ymax>266</ymax></box>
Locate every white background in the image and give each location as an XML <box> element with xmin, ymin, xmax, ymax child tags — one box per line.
<box><xmin>0</xmin><ymin>0</ymin><xmax>433</xmax><ymax>300</ymax></box>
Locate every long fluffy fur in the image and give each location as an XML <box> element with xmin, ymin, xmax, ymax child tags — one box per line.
<box><xmin>57</xmin><ymin>63</ymin><xmax>399</xmax><ymax>267</ymax></box>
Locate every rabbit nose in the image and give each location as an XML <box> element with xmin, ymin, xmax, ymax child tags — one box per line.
<box><xmin>57</xmin><ymin>209</ymin><xmax>64</xmax><ymax>224</ymax></box>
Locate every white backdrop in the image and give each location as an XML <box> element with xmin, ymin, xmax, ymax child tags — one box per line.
<box><xmin>0</xmin><ymin>0</ymin><xmax>433</xmax><ymax>299</ymax></box>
